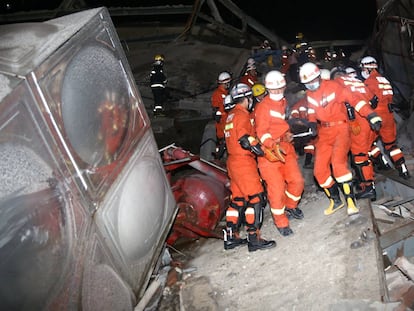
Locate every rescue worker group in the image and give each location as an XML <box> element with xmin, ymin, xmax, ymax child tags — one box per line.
<box><xmin>209</xmin><ymin>38</ymin><xmax>411</xmax><ymax>252</ymax></box>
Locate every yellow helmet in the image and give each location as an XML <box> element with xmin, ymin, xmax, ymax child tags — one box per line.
<box><xmin>252</xmin><ymin>83</ymin><xmax>266</xmax><ymax>97</ymax></box>
<box><xmin>154</xmin><ymin>54</ymin><xmax>165</xmax><ymax>62</ymax></box>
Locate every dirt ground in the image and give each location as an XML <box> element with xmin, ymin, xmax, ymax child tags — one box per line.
<box><xmin>153</xmin><ymin>165</ymin><xmax>403</xmax><ymax>311</ymax></box>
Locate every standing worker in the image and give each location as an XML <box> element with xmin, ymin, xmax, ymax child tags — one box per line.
<box><xmin>150</xmin><ymin>54</ymin><xmax>168</xmax><ymax>116</ymax></box>
<box><xmin>211</xmin><ymin>71</ymin><xmax>232</xmax><ymax>159</ymax></box>
<box><xmin>298</xmin><ymin>62</ymin><xmax>382</xmax><ymax>216</ymax></box>
<box><xmin>338</xmin><ymin>67</ymin><xmax>382</xmax><ymax>201</ymax></box>
<box><xmin>223</xmin><ymin>83</ymin><xmax>276</xmax><ymax>252</ymax></box>
<box><xmin>239</xmin><ymin>62</ymin><xmax>258</xmax><ymax>88</ymax></box>
<box><xmin>360</xmin><ymin>56</ymin><xmax>411</xmax><ymax>179</ymax></box>
<box><xmin>254</xmin><ymin>71</ymin><xmax>305</xmax><ymax>237</ymax></box>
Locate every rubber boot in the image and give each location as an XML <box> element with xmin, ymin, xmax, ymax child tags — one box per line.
<box><xmin>372</xmin><ymin>155</ymin><xmax>391</xmax><ymax>171</ymax></box>
<box><xmin>323</xmin><ymin>183</ymin><xmax>344</xmax><ymax>215</ymax></box>
<box><xmin>341</xmin><ymin>181</ymin><xmax>359</xmax><ymax>215</ymax></box>
<box><xmin>223</xmin><ymin>224</ymin><xmax>247</xmax><ymax>250</ymax></box>
<box><xmin>286</xmin><ymin>207</ymin><xmax>304</xmax><ymax>219</ymax></box>
<box><xmin>303</xmin><ymin>153</ymin><xmax>313</xmax><ymax>169</ymax></box>
<box><xmin>355</xmin><ymin>183</ymin><xmax>377</xmax><ymax>201</ymax></box>
<box><xmin>247</xmin><ymin>230</ymin><xmax>276</xmax><ymax>252</ymax></box>
<box><xmin>397</xmin><ymin>163</ymin><xmax>411</xmax><ymax>180</ymax></box>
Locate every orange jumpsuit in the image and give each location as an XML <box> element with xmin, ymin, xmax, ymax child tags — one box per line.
<box><xmin>254</xmin><ymin>95</ymin><xmax>304</xmax><ymax>229</ymax></box>
<box><xmin>239</xmin><ymin>71</ymin><xmax>258</xmax><ymax>88</ymax></box>
<box><xmin>306</xmin><ymin>79</ymin><xmax>358</xmax><ymax>188</ymax></box>
<box><xmin>364</xmin><ymin>69</ymin><xmax>406</xmax><ymax>166</ymax></box>
<box><xmin>211</xmin><ymin>84</ymin><xmax>228</xmax><ymax>140</ymax></box>
<box><xmin>335</xmin><ymin>75</ymin><xmax>378</xmax><ymax>187</ymax></box>
<box><xmin>224</xmin><ymin>104</ymin><xmax>264</xmax><ymax>227</ymax></box>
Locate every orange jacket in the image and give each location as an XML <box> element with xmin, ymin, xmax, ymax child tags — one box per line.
<box><xmin>305</xmin><ymin>79</ymin><xmax>356</xmax><ymax>187</ymax></box>
<box><xmin>254</xmin><ymin>95</ymin><xmax>304</xmax><ymax>228</ymax></box>
<box><xmin>364</xmin><ymin>69</ymin><xmax>393</xmax><ymax>115</ymax></box>
<box><xmin>211</xmin><ymin>85</ymin><xmax>228</xmax><ymax>139</ymax></box>
<box><xmin>254</xmin><ymin>95</ymin><xmax>290</xmax><ymax>149</ymax></box>
<box><xmin>224</xmin><ymin>104</ymin><xmax>263</xmax><ymax>201</ymax></box>
<box><xmin>239</xmin><ymin>72</ymin><xmax>257</xmax><ymax>87</ymax></box>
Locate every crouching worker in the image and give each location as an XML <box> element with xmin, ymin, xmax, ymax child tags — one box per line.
<box><xmin>223</xmin><ymin>83</ymin><xmax>276</xmax><ymax>252</ymax></box>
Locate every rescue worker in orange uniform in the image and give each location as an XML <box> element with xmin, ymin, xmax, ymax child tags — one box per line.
<box><xmin>223</xmin><ymin>83</ymin><xmax>276</xmax><ymax>252</ymax></box>
<box><xmin>338</xmin><ymin>67</ymin><xmax>381</xmax><ymax>200</ymax></box>
<box><xmin>211</xmin><ymin>71</ymin><xmax>232</xmax><ymax>159</ymax></box>
<box><xmin>239</xmin><ymin>62</ymin><xmax>258</xmax><ymax>88</ymax></box>
<box><xmin>288</xmin><ymin>69</ymin><xmax>330</xmax><ymax>168</ymax></box>
<box><xmin>298</xmin><ymin>62</ymin><xmax>382</xmax><ymax>216</ymax></box>
<box><xmin>289</xmin><ymin>94</ymin><xmax>315</xmax><ymax>168</ymax></box>
<box><xmin>254</xmin><ymin>71</ymin><xmax>305</xmax><ymax>237</ymax></box>
<box><xmin>360</xmin><ymin>56</ymin><xmax>411</xmax><ymax>179</ymax></box>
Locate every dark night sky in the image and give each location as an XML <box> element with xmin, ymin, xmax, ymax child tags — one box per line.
<box><xmin>1</xmin><ymin>0</ymin><xmax>378</xmax><ymax>42</ymax></box>
<box><xmin>237</xmin><ymin>0</ymin><xmax>378</xmax><ymax>42</ymax></box>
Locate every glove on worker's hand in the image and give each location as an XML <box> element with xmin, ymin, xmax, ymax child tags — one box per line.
<box><xmin>238</xmin><ymin>134</ymin><xmax>264</xmax><ymax>156</ymax></box>
<box><xmin>367</xmin><ymin>112</ymin><xmax>382</xmax><ymax>131</ymax></box>
<box><xmin>309</xmin><ymin>122</ymin><xmax>318</xmax><ymax>137</ymax></box>
<box><xmin>350</xmin><ymin>121</ymin><xmax>361</xmax><ymax>136</ymax></box>
<box><xmin>271</xmin><ymin>142</ymin><xmax>286</xmax><ymax>163</ymax></box>
<box><xmin>369</xmin><ymin>95</ymin><xmax>378</xmax><ymax>109</ymax></box>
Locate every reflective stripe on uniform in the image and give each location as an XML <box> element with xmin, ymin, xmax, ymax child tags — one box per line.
<box><xmin>271</xmin><ymin>206</ymin><xmax>286</xmax><ymax>215</ymax></box>
<box><xmin>285</xmin><ymin>190</ymin><xmax>301</xmax><ymax>202</ymax></box>
<box><xmin>336</xmin><ymin>172</ymin><xmax>353</xmax><ymax>183</ymax></box>
<box><xmin>320</xmin><ymin>176</ymin><xmax>335</xmax><ymax>188</ymax></box>
<box><xmin>270</xmin><ymin>109</ymin><xmax>285</xmax><ymax>120</ymax></box>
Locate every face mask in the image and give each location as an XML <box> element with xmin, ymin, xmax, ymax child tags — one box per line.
<box><xmin>269</xmin><ymin>93</ymin><xmax>284</xmax><ymax>101</ymax></box>
<box><xmin>305</xmin><ymin>80</ymin><xmax>320</xmax><ymax>91</ymax></box>
<box><xmin>361</xmin><ymin>70</ymin><xmax>369</xmax><ymax>80</ymax></box>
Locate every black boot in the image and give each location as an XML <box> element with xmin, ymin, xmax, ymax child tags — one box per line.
<box><xmin>355</xmin><ymin>183</ymin><xmax>377</xmax><ymax>201</ymax></box>
<box><xmin>286</xmin><ymin>207</ymin><xmax>304</xmax><ymax>219</ymax></box>
<box><xmin>247</xmin><ymin>231</ymin><xmax>276</xmax><ymax>252</ymax></box>
<box><xmin>276</xmin><ymin>226</ymin><xmax>294</xmax><ymax>236</ymax></box>
<box><xmin>397</xmin><ymin>163</ymin><xmax>411</xmax><ymax>180</ymax></box>
<box><xmin>372</xmin><ymin>155</ymin><xmax>391</xmax><ymax>171</ymax></box>
<box><xmin>223</xmin><ymin>226</ymin><xmax>247</xmax><ymax>250</ymax></box>
<box><xmin>303</xmin><ymin>153</ymin><xmax>313</xmax><ymax>169</ymax></box>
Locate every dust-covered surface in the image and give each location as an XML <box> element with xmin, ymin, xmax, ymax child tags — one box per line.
<box><xmin>163</xmin><ymin>180</ymin><xmax>391</xmax><ymax>311</ymax></box>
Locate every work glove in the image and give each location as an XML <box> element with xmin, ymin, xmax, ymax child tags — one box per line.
<box><xmin>309</xmin><ymin>122</ymin><xmax>318</xmax><ymax>137</ymax></box>
<box><xmin>369</xmin><ymin>95</ymin><xmax>378</xmax><ymax>109</ymax></box>
<box><xmin>250</xmin><ymin>144</ymin><xmax>265</xmax><ymax>157</ymax></box>
<box><xmin>350</xmin><ymin>121</ymin><xmax>361</xmax><ymax>136</ymax></box>
<box><xmin>367</xmin><ymin>112</ymin><xmax>382</xmax><ymax>131</ymax></box>
<box><xmin>238</xmin><ymin>134</ymin><xmax>251</xmax><ymax>150</ymax></box>
<box><xmin>269</xmin><ymin>142</ymin><xmax>286</xmax><ymax>163</ymax></box>
<box><xmin>238</xmin><ymin>134</ymin><xmax>264</xmax><ymax>156</ymax></box>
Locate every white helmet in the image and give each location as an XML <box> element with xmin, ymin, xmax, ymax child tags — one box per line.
<box><xmin>230</xmin><ymin>83</ymin><xmax>252</xmax><ymax>101</ymax></box>
<box><xmin>223</xmin><ymin>94</ymin><xmax>235</xmax><ymax>111</ymax></box>
<box><xmin>299</xmin><ymin>62</ymin><xmax>321</xmax><ymax>83</ymax></box>
<box><xmin>218</xmin><ymin>71</ymin><xmax>232</xmax><ymax>84</ymax></box>
<box><xmin>360</xmin><ymin>56</ymin><xmax>378</xmax><ymax>69</ymax></box>
<box><xmin>247</xmin><ymin>57</ymin><xmax>256</xmax><ymax>66</ymax></box>
<box><xmin>345</xmin><ymin>67</ymin><xmax>356</xmax><ymax>74</ymax></box>
<box><xmin>320</xmin><ymin>69</ymin><xmax>331</xmax><ymax>80</ymax></box>
<box><xmin>265</xmin><ymin>70</ymin><xmax>286</xmax><ymax>89</ymax></box>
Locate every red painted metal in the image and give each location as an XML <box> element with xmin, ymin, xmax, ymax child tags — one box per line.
<box><xmin>162</xmin><ymin>146</ymin><xmax>230</xmax><ymax>245</ymax></box>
